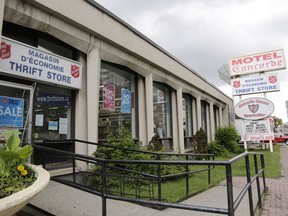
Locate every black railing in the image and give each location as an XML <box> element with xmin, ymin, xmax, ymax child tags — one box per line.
<box><xmin>32</xmin><ymin>139</ymin><xmax>266</xmax><ymax>216</ymax></box>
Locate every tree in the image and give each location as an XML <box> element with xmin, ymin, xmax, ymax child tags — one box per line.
<box><xmin>274</xmin><ymin>117</ymin><xmax>282</xmax><ymax>128</ymax></box>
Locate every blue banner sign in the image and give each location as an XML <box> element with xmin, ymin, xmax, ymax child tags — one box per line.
<box><xmin>121</xmin><ymin>88</ymin><xmax>131</xmax><ymax>113</ymax></box>
<box><xmin>0</xmin><ymin>96</ymin><xmax>24</xmax><ymax>128</ymax></box>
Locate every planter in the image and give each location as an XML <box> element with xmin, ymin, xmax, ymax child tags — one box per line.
<box><xmin>0</xmin><ymin>164</ymin><xmax>50</xmax><ymax>216</ymax></box>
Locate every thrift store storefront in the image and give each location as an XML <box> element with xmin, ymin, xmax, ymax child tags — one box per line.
<box><xmin>1</xmin><ymin>0</ymin><xmax>232</xmax><ymax>170</ymax></box>
<box><xmin>0</xmin><ymin>23</ymin><xmax>81</xmax><ymax>168</ymax></box>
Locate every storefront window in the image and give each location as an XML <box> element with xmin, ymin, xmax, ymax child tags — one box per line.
<box><xmin>98</xmin><ymin>62</ymin><xmax>137</xmax><ymax>140</ymax></box>
<box><xmin>153</xmin><ymin>83</ymin><xmax>172</xmax><ymax>139</ymax></box>
<box><xmin>0</xmin><ymin>81</ymin><xmax>33</xmax><ymax>146</ymax></box>
<box><xmin>33</xmin><ymin>84</ymin><xmax>73</xmax><ymax>141</ymax></box>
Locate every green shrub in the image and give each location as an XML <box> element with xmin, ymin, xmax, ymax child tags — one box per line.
<box><xmin>214</xmin><ymin>126</ymin><xmax>243</xmax><ymax>154</ymax></box>
<box><xmin>194</xmin><ymin>128</ymin><xmax>208</xmax><ymax>154</ymax></box>
<box><xmin>88</xmin><ymin>126</ymin><xmax>185</xmax><ymax>190</ymax></box>
<box><xmin>207</xmin><ymin>141</ymin><xmax>229</xmax><ymax>156</ymax></box>
<box><xmin>93</xmin><ymin>125</ymin><xmax>141</xmax><ymax>160</ymax></box>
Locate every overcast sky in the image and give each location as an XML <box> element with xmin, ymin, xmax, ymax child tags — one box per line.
<box><xmin>95</xmin><ymin>0</ymin><xmax>288</xmax><ymax>123</ymax></box>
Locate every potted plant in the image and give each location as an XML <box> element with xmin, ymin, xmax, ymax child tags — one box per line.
<box><xmin>0</xmin><ymin>130</ymin><xmax>50</xmax><ymax>216</ymax></box>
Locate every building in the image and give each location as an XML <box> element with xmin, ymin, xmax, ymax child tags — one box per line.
<box><xmin>0</xmin><ymin>0</ymin><xmax>233</xmax><ymax>170</ymax></box>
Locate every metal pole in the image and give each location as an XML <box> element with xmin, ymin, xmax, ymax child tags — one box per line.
<box><xmin>102</xmin><ymin>162</ymin><xmax>107</xmax><ymax>216</ymax></box>
<box><xmin>254</xmin><ymin>155</ymin><xmax>262</xmax><ymax>208</ymax></box>
<box><xmin>157</xmin><ymin>154</ymin><xmax>162</xmax><ymax>201</ymax></box>
<box><xmin>208</xmin><ymin>155</ymin><xmax>211</xmax><ymax>185</ymax></box>
<box><xmin>260</xmin><ymin>155</ymin><xmax>268</xmax><ymax>192</ymax></box>
<box><xmin>226</xmin><ymin>164</ymin><xmax>234</xmax><ymax>216</ymax></box>
<box><xmin>245</xmin><ymin>155</ymin><xmax>254</xmax><ymax>216</ymax></box>
<box><xmin>73</xmin><ymin>140</ymin><xmax>76</xmax><ymax>183</ymax></box>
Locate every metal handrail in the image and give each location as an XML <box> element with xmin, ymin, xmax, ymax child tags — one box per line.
<box><xmin>32</xmin><ymin>140</ymin><xmax>266</xmax><ymax>216</ymax></box>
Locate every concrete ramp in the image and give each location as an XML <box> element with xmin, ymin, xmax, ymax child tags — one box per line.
<box><xmin>28</xmin><ymin>177</ymin><xmax>262</xmax><ymax>216</ymax></box>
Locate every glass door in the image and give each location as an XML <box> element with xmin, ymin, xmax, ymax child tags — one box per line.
<box><xmin>0</xmin><ymin>80</ymin><xmax>34</xmax><ymax>146</ymax></box>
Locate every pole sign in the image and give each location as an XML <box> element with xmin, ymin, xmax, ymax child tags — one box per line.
<box><xmin>0</xmin><ymin>96</ymin><xmax>24</xmax><ymax>128</ymax></box>
<box><xmin>229</xmin><ymin>49</ymin><xmax>286</xmax><ymax>76</ymax></box>
<box><xmin>231</xmin><ymin>73</ymin><xmax>280</xmax><ymax>96</ymax></box>
<box><xmin>234</xmin><ymin>97</ymin><xmax>274</xmax><ymax>120</ymax></box>
<box><xmin>0</xmin><ymin>37</ymin><xmax>82</xmax><ymax>89</ymax></box>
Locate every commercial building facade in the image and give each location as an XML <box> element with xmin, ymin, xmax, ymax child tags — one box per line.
<box><xmin>0</xmin><ymin>0</ymin><xmax>233</xmax><ymax>169</ymax></box>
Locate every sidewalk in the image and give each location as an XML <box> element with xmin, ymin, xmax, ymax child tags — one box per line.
<box><xmin>260</xmin><ymin>144</ymin><xmax>288</xmax><ymax>216</ymax></box>
<box><xmin>25</xmin><ymin>144</ymin><xmax>288</xmax><ymax>216</ymax></box>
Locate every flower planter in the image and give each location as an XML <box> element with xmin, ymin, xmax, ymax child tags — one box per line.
<box><xmin>0</xmin><ymin>164</ymin><xmax>50</xmax><ymax>216</ymax></box>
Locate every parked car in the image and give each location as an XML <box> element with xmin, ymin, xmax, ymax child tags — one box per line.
<box><xmin>272</xmin><ymin>133</ymin><xmax>288</xmax><ymax>145</ymax></box>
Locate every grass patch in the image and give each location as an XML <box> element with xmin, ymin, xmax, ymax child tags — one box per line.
<box><xmin>216</xmin><ymin>144</ymin><xmax>281</xmax><ymax>178</ymax></box>
<box><xmin>159</xmin><ymin>145</ymin><xmax>281</xmax><ymax>202</ymax></box>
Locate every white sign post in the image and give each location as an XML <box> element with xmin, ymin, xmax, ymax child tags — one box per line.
<box><xmin>230</xmin><ymin>49</ymin><xmax>286</xmax><ymax>153</ymax></box>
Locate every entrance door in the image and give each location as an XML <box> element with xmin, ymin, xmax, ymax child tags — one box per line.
<box><xmin>0</xmin><ymin>80</ymin><xmax>35</xmax><ymax>147</ymax></box>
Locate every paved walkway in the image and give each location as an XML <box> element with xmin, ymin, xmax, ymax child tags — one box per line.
<box><xmin>26</xmin><ymin>144</ymin><xmax>288</xmax><ymax>216</ymax></box>
<box><xmin>260</xmin><ymin>144</ymin><xmax>288</xmax><ymax>216</ymax></box>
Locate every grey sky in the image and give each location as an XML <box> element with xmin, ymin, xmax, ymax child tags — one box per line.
<box><xmin>95</xmin><ymin>0</ymin><xmax>288</xmax><ymax>122</ymax></box>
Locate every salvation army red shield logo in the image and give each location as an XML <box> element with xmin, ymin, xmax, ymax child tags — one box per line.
<box><xmin>248</xmin><ymin>104</ymin><xmax>259</xmax><ymax>113</ymax></box>
<box><xmin>0</xmin><ymin>42</ymin><xmax>11</xmax><ymax>59</ymax></box>
<box><xmin>268</xmin><ymin>75</ymin><xmax>277</xmax><ymax>84</ymax></box>
<box><xmin>71</xmin><ymin>65</ymin><xmax>80</xmax><ymax>78</ymax></box>
<box><xmin>233</xmin><ymin>80</ymin><xmax>241</xmax><ymax>88</ymax></box>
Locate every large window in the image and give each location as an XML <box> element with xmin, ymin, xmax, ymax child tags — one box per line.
<box><xmin>153</xmin><ymin>82</ymin><xmax>172</xmax><ymax>149</ymax></box>
<box><xmin>98</xmin><ymin>62</ymin><xmax>137</xmax><ymax>140</ymax></box>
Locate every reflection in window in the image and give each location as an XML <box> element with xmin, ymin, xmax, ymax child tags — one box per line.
<box><xmin>201</xmin><ymin>101</ymin><xmax>207</xmax><ymax>132</ymax></box>
<box><xmin>153</xmin><ymin>83</ymin><xmax>171</xmax><ymax>138</ymax></box>
<box><xmin>182</xmin><ymin>94</ymin><xmax>193</xmax><ymax>137</ymax></box>
<box><xmin>183</xmin><ymin>94</ymin><xmax>194</xmax><ymax>149</ymax></box>
<box><xmin>214</xmin><ymin>105</ymin><xmax>219</xmax><ymax>130</ymax></box>
<box><xmin>98</xmin><ymin>62</ymin><xmax>137</xmax><ymax>140</ymax></box>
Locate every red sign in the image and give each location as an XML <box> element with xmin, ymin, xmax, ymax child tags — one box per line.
<box><xmin>233</xmin><ymin>80</ymin><xmax>241</xmax><ymax>88</ymax></box>
<box><xmin>71</xmin><ymin>65</ymin><xmax>80</xmax><ymax>78</ymax></box>
<box><xmin>103</xmin><ymin>83</ymin><xmax>115</xmax><ymax>111</ymax></box>
<box><xmin>0</xmin><ymin>42</ymin><xmax>11</xmax><ymax>59</ymax></box>
<box><xmin>268</xmin><ymin>75</ymin><xmax>277</xmax><ymax>84</ymax></box>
